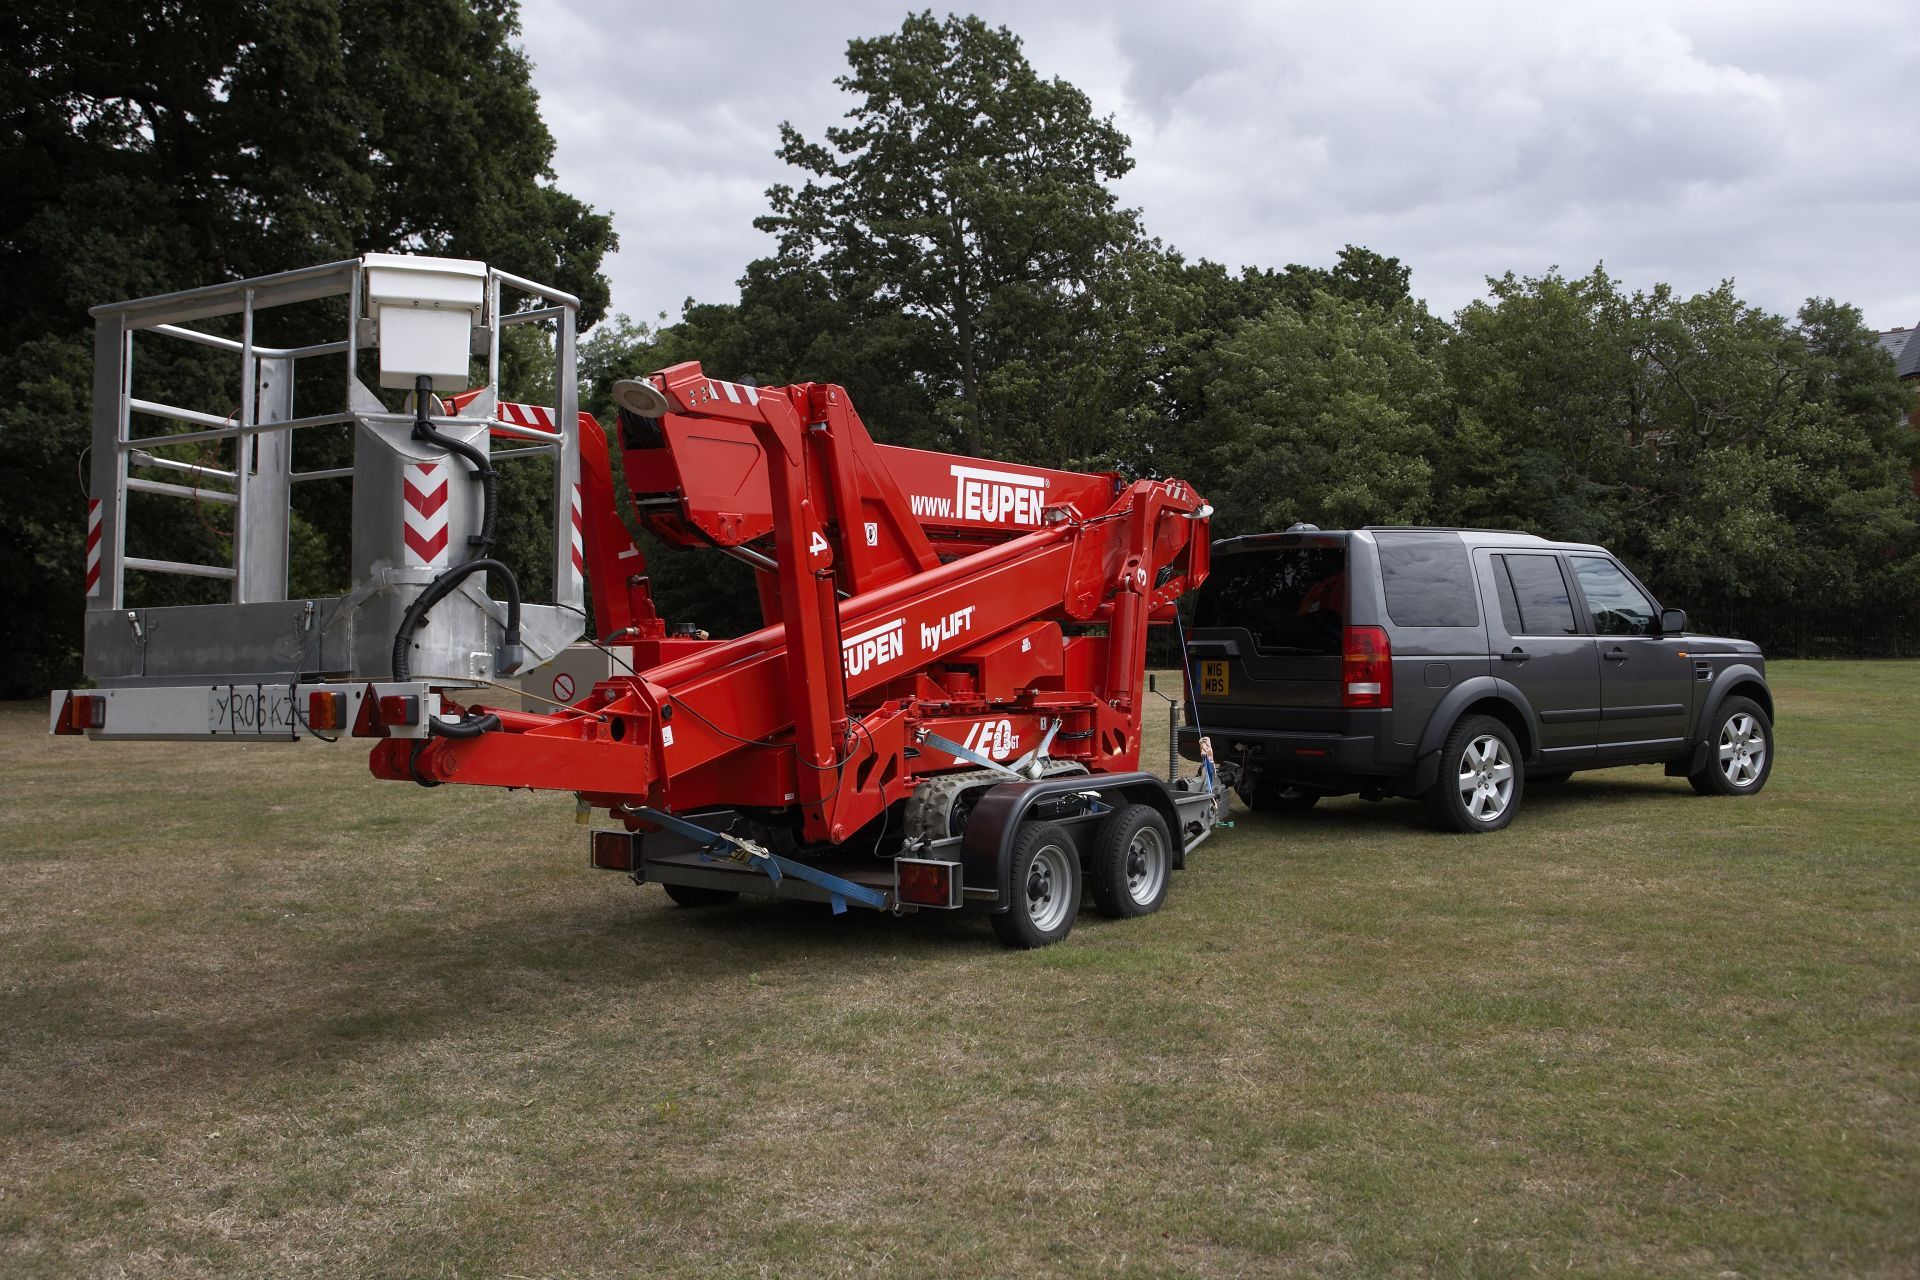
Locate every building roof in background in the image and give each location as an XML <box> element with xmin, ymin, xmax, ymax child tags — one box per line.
<box><xmin>1876</xmin><ymin>327</ymin><xmax>1920</xmax><ymax>378</ymax></box>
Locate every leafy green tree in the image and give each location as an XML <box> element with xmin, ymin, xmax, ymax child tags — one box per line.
<box><xmin>0</xmin><ymin>0</ymin><xmax>614</xmax><ymax>695</ymax></box>
<box><xmin>757</xmin><ymin>11</ymin><xmax>1142</xmax><ymax>459</ymax></box>
<box><xmin>1441</xmin><ymin>268</ymin><xmax>1920</xmax><ymax>628</ymax></box>
<box><xmin>1194</xmin><ymin>291</ymin><xmax>1449</xmax><ymax>534</ymax></box>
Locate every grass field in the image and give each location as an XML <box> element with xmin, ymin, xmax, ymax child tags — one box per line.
<box><xmin>2</xmin><ymin>661</ymin><xmax>1917</xmax><ymax>1277</ymax></box>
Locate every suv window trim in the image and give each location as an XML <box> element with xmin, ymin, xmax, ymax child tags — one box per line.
<box><xmin>1491</xmin><ymin>551</ymin><xmax>1583</xmax><ymax>638</ymax></box>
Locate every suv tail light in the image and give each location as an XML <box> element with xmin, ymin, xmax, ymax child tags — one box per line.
<box><xmin>1342</xmin><ymin>626</ymin><xmax>1392</xmax><ymax>709</ymax></box>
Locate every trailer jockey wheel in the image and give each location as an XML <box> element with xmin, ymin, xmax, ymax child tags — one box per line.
<box><xmin>991</xmin><ymin>822</ymin><xmax>1080</xmax><ymax>949</ymax></box>
<box><xmin>1089</xmin><ymin>804</ymin><xmax>1172</xmax><ymax>919</ymax></box>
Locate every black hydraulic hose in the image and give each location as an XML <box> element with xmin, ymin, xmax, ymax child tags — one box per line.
<box><xmin>429</xmin><ymin>708</ymin><xmax>501</xmax><ymax>739</ymax></box>
<box><xmin>391</xmin><ymin>378</ymin><xmax>525</xmax><ymax>730</ymax></box>
<box><xmin>390</xmin><ymin>557</ymin><xmax>523</xmax><ymax>682</ymax></box>
<box><xmin>410</xmin><ymin>376</ymin><xmax>499</xmax><ymax>555</ymax></box>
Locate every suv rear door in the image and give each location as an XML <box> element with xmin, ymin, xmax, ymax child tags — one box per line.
<box><xmin>1475</xmin><ymin>548</ymin><xmax>1599</xmax><ymax>769</ymax></box>
<box><xmin>1567</xmin><ymin>554</ymin><xmax>1693</xmax><ymax>760</ymax></box>
<box><xmin>1189</xmin><ymin>534</ymin><xmax>1349</xmax><ymax>732</ymax></box>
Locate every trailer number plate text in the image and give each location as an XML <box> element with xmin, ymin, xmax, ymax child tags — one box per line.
<box><xmin>208</xmin><ymin>685</ymin><xmax>297</xmax><ymax>737</ymax></box>
<box><xmin>1200</xmin><ymin>661</ymin><xmax>1229</xmax><ymax>698</ymax></box>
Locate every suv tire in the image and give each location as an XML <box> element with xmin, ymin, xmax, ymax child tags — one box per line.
<box><xmin>1688</xmin><ymin>696</ymin><xmax>1773</xmax><ymax>797</ymax></box>
<box><xmin>1422</xmin><ymin>714</ymin><xmax>1523</xmax><ymax>833</ymax></box>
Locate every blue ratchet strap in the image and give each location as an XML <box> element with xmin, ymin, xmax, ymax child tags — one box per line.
<box><xmin>631</xmin><ymin>807</ymin><xmax>886</xmax><ymax>915</ymax></box>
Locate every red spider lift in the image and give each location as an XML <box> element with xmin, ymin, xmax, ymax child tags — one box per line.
<box><xmin>51</xmin><ymin>256</ymin><xmax>1220</xmax><ymax>948</ymax></box>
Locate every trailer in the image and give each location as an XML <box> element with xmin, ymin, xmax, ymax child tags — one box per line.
<box><xmin>50</xmin><ymin>255</ymin><xmax>1222</xmax><ymax>947</ymax></box>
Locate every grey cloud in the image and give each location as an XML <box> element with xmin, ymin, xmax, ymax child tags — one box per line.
<box><xmin>518</xmin><ymin>0</ymin><xmax>1920</xmax><ymax>332</ymax></box>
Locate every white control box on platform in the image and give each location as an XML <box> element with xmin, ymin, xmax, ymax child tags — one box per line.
<box><xmin>363</xmin><ymin>253</ymin><xmax>486</xmax><ymax>391</ymax></box>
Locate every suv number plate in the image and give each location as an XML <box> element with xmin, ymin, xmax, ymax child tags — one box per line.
<box><xmin>1199</xmin><ymin>660</ymin><xmax>1229</xmax><ymax>697</ymax></box>
<box><xmin>208</xmin><ymin>685</ymin><xmax>297</xmax><ymax>737</ymax></box>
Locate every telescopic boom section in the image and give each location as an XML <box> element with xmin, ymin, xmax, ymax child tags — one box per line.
<box><xmin>370</xmin><ymin>362</ymin><xmax>1211</xmax><ymax>847</ymax></box>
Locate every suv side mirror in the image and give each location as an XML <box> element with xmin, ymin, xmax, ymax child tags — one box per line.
<box><xmin>1658</xmin><ymin>607</ymin><xmax>1687</xmax><ymax>636</ymax></box>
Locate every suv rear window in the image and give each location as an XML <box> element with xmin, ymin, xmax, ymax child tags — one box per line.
<box><xmin>1193</xmin><ymin>545</ymin><xmax>1346</xmax><ymax>655</ymax></box>
<box><xmin>1376</xmin><ymin>532</ymin><xmax>1480</xmax><ymax>628</ymax></box>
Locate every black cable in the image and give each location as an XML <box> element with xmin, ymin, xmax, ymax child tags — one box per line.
<box><xmin>391</xmin><ymin>557</ymin><xmax>523</xmax><ymax>682</ymax></box>
<box><xmin>390</xmin><ymin>376</ymin><xmax>525</xmax><ymax>703</ymax></box>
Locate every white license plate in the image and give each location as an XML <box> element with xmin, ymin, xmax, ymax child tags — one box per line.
<box><xmin>208</xmin><ymin>685</ymin><xmax>297</xmax><ymax>737</ymax></box>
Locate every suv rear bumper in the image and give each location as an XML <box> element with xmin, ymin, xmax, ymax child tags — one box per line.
<box><xmin>1178</xmin><ymin>715</ymin><xmax>1414</xmax><ymax>786</ymax></box>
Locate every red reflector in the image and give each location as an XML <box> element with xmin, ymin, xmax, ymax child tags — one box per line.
<box><xmin>56</xmin><ymin>693</ymin><xmax>105</xmax><ymax>735</ymax></box>
<box><xmin>590</xmin><ymin>830</ymin><xmax>639</xmax><ymax>872</ymax></box>
<box><xmin>307</xmin><ymin>690</ymin><xmax>346</xmax><ymax>732</ymax></box>
<box><xmin>896</xmin><ymin>858</ymin><xmax>962</xmax><ymax>909</ymax></box>
<box><xmin>351</xmin><ymin>684</ymin><xmax>388</xmax><ymax>738</ymax></box>
<box><xmin>377</xmin><ymin>695</ymin><xmax>420</xmax><ymax>726</ymax></box>
<box><xmin>1342</xmin><ymin>626</ymin><xmax>1393</xmax><ymax>709</ymax></box>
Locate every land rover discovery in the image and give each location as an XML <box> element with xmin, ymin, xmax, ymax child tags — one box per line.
<box><xmin>1178</xmin><ymin>527</ymin><xmax>1774</xmax><ymax>832</ymax></box>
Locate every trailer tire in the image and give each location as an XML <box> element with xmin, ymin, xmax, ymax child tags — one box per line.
<box><xmin>991</xmin><ymin>821</ymin><xmax>1080</xmax><ymax>949</ymax></box>
<box><xmin>662</xmin><ymin>882</ymin><xmax>739</xmax><ymax>908</ymax></box>
<box><xmin>1089</xmin><ymin>804</ymin><xmax>1172</xmax><ymax>919</ymax></box>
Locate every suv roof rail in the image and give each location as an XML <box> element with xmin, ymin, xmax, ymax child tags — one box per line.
<box><xmin>1360</xmin><ymin>525</ymin><xmax>1541</xmax><ymax>537</ymax></box>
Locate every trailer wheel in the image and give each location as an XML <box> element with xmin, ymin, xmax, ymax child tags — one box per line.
<box><xmin>1089</xmin><ymin>804</ymin><xmax>1172</xmax><ymax>919</ymax></box>
<box><xmin>662</xmin><ymin>883</ymin><xmax>739</xmax><ymax>908</ymax></box>
<box><xmin>991</xmin><ymin>822</ymin><xmax>1080</xmax><ymax>949</ymax></box>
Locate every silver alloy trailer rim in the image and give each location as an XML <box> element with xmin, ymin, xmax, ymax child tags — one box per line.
<box><xmin>1458</xmin><ymin>734</ymin><xmax>1516</xmax><ymax>822</ymax></box>
<box><xmin>1718</xmin><ymin>712</ymin><xmax>1767</xmax><ymax>787</ymax></box>
<box><xmin>1126</xmin><ymin>824</ymin><xmax>1169</xmax><ymax>907</ymax></box>
<box><xmin>1024</xmin><ymin>840</ymin><xmax>1074</xmax><ymax>933</ymax></box>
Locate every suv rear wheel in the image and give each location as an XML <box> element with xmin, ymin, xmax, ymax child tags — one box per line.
<box><xmin>1423</xmin><ymin>715</ymin><xmax>1523</xmax><ymax>833</ymax></box>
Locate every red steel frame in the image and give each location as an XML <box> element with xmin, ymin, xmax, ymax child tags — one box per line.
<box><xmin>377</xmin><ymin>362</ymin><xmax>1210</xmax><ymax>847</ymax></box>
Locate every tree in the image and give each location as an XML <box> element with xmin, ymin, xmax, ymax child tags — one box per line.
<box><xmin>1440</xmin><ymin>268</ymin><xmax>1920</xmax><ymax>628</ymax></box>
<box><xmin>757</xmin><ymin>11</ymin><xmax>1142</xmax><ymax>458</ymax></box>
<box><xmin>0</xmin><ymin>0</ymin><xmax>615</xmax><ymax>696</ymax></box>
<box><xmin>1195</xmin><ymin>291</ymin><xmax>1448</xmax><ymax>534</ymax></box>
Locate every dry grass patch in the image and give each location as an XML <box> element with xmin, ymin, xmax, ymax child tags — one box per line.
<box><xmin>2</xmin><ymin>662</ymin><xmax>1917</xmax><ymax>1277</ymax></box>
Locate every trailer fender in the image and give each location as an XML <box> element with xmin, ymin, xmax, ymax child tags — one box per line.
<box><xmin>959</xmin><ymin>771</ymin><xmax>1174</xmax><ymax>912</ymax></box>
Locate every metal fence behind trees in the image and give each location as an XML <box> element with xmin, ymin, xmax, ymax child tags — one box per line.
<box><xmin>1687</xmin><ymin>602</ymin><xmax>1920</xmax><ymax>660</ymax></box>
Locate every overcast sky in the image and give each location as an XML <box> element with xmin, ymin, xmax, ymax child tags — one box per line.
<box><xmin>519</xmin><ymin>0</ymin><xmax>1920</xmax><ymax>332</ymax></box>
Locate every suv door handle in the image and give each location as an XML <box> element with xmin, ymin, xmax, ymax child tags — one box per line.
<box><xmin>1603</xmin><ymin>646</ymin><xmax>1628</xmax><ymax>662</ymax></box>
<box><xmin>1500</xmin><ymin>647</ymin><xmax>1529</xmax><ymax>662</ymax></box>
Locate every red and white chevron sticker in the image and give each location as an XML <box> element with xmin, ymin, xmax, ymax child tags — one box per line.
<box><xmin>402</xmin><ymin>460</ymin><xmax>451</xmax><ymax>568</ymax></box>
<box><xmin>500</xmin><ymin>400</ymin><xmax>557</xmax><ymax>433</ymax></box>
<box><xmin>85</xmin><ymin>499</ymin><xmax>102</xmax><ymax>596</ymax></box>
<box><xmin>570</xmin><ymin>482</ymin><xmax>584</xmax><ymax>574</ymax></box>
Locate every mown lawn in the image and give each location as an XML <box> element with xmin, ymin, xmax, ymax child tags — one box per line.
<box><xmin>1</xmin><ymin>661</ymin><xmax>1916</xmax><ymax>1277</ymax></box>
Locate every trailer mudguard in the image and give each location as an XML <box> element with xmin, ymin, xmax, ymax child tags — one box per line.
<box><xmin>958</xmin><ymin>771</ymin><xmax>1181</xmax><ymax>913</ymax></box>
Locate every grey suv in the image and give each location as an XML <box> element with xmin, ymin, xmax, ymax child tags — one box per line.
<box><xmin>1178</xmin><ymin>527</ymin><xmax>1775</xmax><ymax>832</ymax></box>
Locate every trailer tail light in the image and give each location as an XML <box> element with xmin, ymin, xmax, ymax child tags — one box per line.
<box><xmin>306</xmin><ymin>690</ymin><xmax>346</xmax><ymax>732</ymax></box>
<box><xmin>1342</xmin><ymin>626</ymin><xmax>1393</xmax><ymax>709</ymax></box>
<box><xmin>56</xmin><ymin>693</ymin><xmax>106</xmax><ymax>735</ymax></box>
<box><xmin>378</xmin><ymin>695</ymin><xmax>420</xmax><ymax>726</ymax></box>
<box><xmin>589</xmin><ymin>829</ymin><xmax>641</xmax><ymax>873</ymax></box>
<box><xmin>896</xmin><ymin>858</ymin><xmax>963</xmax><ymax>909</ymax></box>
